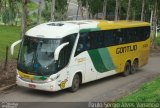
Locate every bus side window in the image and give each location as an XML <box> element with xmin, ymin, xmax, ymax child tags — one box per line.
<box><xmin>141</xmin><ymin>27</ymin><xmax>150</xmax><ymax>41</ymax></box>
<box><xmin>138</xmin><ymin>27</ymin><xmax>144</xmax><ymax>41</ymax></box>
<box><xmin>88</xmin><ymin>31</ymin><xmax>100</xmax><ymax>49</ymax></box>
<box><xmin>98</xmin><ymin>31</ymin><xmax>104</xmax><ymax>48</ymax></box>
<box><xmin>75</xmin><ymin>33</ymin><xmax>88</xmax><ymax>56</ymax></box>
<box><xmin>122</xmin><ymin>28</ymin><xmax>129</xmax><ymax>44</ymax></box>
<box><xmin>114</xmin><ymin>29</ymin><xmax>123</xmax><ymax>45</ymax></box>
<box><xmin>145</xmin><ymin>26</ymin><xmax>151</xmax><ymax>39</ymax></box>
<box><xmin>128</xmin><ymin>28</ymin><xmax>136</xmax><ymax>42</ymax></box>
<box><xmin>104</xmin><ymin>30</ymin><xmax>114</xmax><ymax>47</ymax></box>
<box><xmin>117</xmin><ymin>29</ymin><xmax>124</xmax><ymax>44</ymax></box>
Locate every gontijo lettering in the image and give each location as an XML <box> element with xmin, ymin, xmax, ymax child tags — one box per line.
<box><xmin>116</xmin><ymin>45</ymin><xmax>137</xmax><ymax>54</ymax></box>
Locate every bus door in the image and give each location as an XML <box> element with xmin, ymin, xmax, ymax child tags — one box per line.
<box><xmin>84</xmin><ymin>32</ymin><xmax>100</xmax><ymax>82</ymax></box>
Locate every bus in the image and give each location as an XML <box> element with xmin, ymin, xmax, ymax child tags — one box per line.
<box><xmin>11</xmin><ymin>20</ymin><xmax>150</xmax><ymax>92</ymax></box>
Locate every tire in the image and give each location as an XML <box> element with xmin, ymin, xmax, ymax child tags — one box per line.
<box><xmin>69</xmin><ymin>74</ymin><xmax>80</xmax><ymax>92</ymax></box>
<box><xmin>122</xmin><ymin>62</ymin><xmax>131</xmax><ymax>76</ymax></box>
<box><xmin>131</xmin><ymin>60</ymin><xmax>138</xmax><ymax>74</ymax></box>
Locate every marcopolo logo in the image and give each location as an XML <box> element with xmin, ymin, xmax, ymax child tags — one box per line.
<box><xmin>116</xmin><ymin>45</ymin><xmax>137</xmax><ymax>54</ymax></box>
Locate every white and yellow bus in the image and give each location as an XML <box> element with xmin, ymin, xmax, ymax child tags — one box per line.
<box><xmin>11</xmin><ymin>20</ymin><xmax>150</xmax><ymax>92</ymax></box>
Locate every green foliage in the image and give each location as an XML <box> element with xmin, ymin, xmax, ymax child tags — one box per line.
<box><xmin>156</xmin><ymin>33</ymin><xmax>160</xmax><ymax>46</ymax></box>
<box><xmin>55</xmin><ymin>0</ymin><xmax>68</xmax><ymax>20</ymax></box>
<box><xmin>42</xmin><ymin>0</ymin><xmax>68</xmax><ymax>21</ymax></box>
<box><xmin>27</xmin><ymin>1</ymin><xmax>38</xmax><ymax>11</ymax></box>
<box><xmin>117</xmin><ymin>76</ymin><xmax>160</xmax><ymax>102</ymax></box>
<box><xmin>2</xmin><ymin>8</ymin><xmax>17</xmax><ymax>25</ymax></box>
<box><xmin>106</xmin><ymin>0</ymin><xmax>116</xmax><ymax>19</ymax></box>
<box><xmin>1</xmin><ymin>0</ymin><xmax>160</xmax><ymax>24</ymax></box>
<box><xmin>0</xmin><ymin>0</ymin><xmax>20</xmax><ymax>25</ymax></box>
<box><xmin>88</xmin><ymin>0</ymin><xmax>103</xmax><ymax>17</ymax></box>
<box><xmin>0</xmin><ymin>25</ymin><xmax>19</xmax><ymax>61</ymax></box>
<box><xmin>78</xmin><ymin>0</ymin><xmax>103</xmax><ymax>18</ymax></box>
<box><xmin>42</xmin><ymin>0</ymin><xmax>51</xmax><ymax>21</ymax></box>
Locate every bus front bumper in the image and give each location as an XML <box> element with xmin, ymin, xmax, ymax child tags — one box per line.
<box><xmin>16</xmin><ymin>76</ymin><xmax>59</xmax><ymax>92</ymax></box>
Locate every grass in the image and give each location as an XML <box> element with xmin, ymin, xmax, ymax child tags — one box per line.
<box><xmin>116</xmin><ymin>76</ymin><xmax>160</xmax><ymax>102</ymax></box>
<box><xmin>0</xmin><ymin>25</ymin><xmax>20</xmax><ymax>61</ymax></box>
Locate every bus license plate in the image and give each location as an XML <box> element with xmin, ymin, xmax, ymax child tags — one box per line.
<box><xmin>28</xmin><ymin>84</ymin><xmax>36</xmax><ymax>88</ymax></box>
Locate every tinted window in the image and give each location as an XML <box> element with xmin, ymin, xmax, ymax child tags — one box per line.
<box><xmin>75</xmin><ymin>26</ymin><xmax>150</xmax><ymax>56</ymax></box>
<box><xmin>104</xmin><ymin>30</ymin><xmax>114</xmax><ymax>46</ymax></box>
<box><xmin>58</xmin><ymin>33</ymin><xmax>77</xmax><ymax>69</ymax></box>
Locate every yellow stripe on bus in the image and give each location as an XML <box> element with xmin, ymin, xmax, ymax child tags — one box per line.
<box><xmin>18</xmin><ymin>71</ymin><xmax>34</xmax><ymax>80</ymax></box>
<box><xmin>97</xmin><ymin>20</ymin><xmax>150</xmax><ymax>30</ymax></box>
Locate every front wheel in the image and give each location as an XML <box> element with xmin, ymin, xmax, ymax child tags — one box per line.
<box><xmin>69</xmin><ymin>74</ymin><xmax>80</xmax><ymax>92</ymax></box>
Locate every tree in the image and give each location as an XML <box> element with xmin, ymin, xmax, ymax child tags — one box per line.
<box><xmin>37</xmin><ymin>0</ymin><xmax>42</xmax><ymax>24</ymax></box>
<box><xmin>86</xmin><ymin>1</ymin><xmax>89</xmax><ymax>19</ymax></box>
<box><xmin>0</xmin><ymin>0</ymin><xmax>20</xmax><ymax>25</ymax></box>
<box><xmin>42</xmin><ymin>0</ymin><xmax>68</xmax><ymax>21</ymax></box>
<box><xmin>78</xmin><ymin>0</ymin><xmax>85</xmax><ymax>19</ymax></box>
<box><xmin>115</xmin><ymin>0</ymin><xmax>119</xmax><ymax>21</ymax></box>
<box><xmin>54</xmin><ymin>0</ymin><xmax>68</xmax><ymax>20</ymax></box>
<box><xmin>88</xmin><ymin>0</ymin><xmax>103</xmax><ymax>19</ymax></box>
<box><xmin>141</xmin><ymin>0</ymin><xmax>145</xmax><ymax>21</ymax></box>
<box><xmin>51</xmin><ymin>0</ymin><xmax>55</xmax><ymax>21</ymax></box>
<box><xmin>76</xmin><ymin>3</ymin><xmax>80</xmax><ymax>20</ymax></box>
<box><xmin>102</xmin><ymin>0</ymin><xmax>107</xmax><ymax>20</ymax></box>
<box><xmin>126</xmin><ymin>0</ymin><xmax>132</xmax><ymax>20</ymax></box>
<box><xmin>21</xmin><ymin>0</ymin><xmax>28</xmax><ymax>38</ymax></box>
<box><xmin>65</xmin><ymin>0</ymin><xmax>71</xmax><ymax>19</ymax></box>
<box><xmin>42</xmin><ymin>0</ymin><xmax>51</xmax><ymax>21</ymax></box>
<box><xmin>0</xmin><ymin>0</ymin><xmax>3</xmax><ymax>16</ymax></box>
<box><xmin>152</xmin><ymin>0</ymin><xmax>158</xmax><ymax>48</ymax></box>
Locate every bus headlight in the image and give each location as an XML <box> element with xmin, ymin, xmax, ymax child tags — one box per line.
<box><xmin>50</xmin><ymin>85</ymin><xmax>54</xmax><ymax>89</ymax></box>
<box><xmin>46</xmin><ymin>74</ymin><xmax>60</xmax><ymax>82</ymax></box>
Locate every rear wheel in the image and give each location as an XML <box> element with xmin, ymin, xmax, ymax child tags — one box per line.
<box><xmin>122</xmin><ymin>62</ymin><xmax>131</xmax><ymax>76</ymax></box>
<box><xmin>131</xmin><ymin>60</ymin><xmax>138</xmax><ymax>74</ymax></box>
<box><xmin>69</xmin><ymin>74</ymin><xmax>80</xmax><ymax>92</ymax></box>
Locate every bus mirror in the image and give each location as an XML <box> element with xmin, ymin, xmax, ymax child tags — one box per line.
<box><xmin>11</xmin><ymin>40</ymin><xmax>22</xmax><ymax>56</ymax></box>
<box><xmin>54</xmin><ymin>42</ymin><xmax>69</xmax><ymax>61</ymax></box>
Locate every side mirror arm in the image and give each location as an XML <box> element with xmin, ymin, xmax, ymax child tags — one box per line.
<box><xmin>54</xmin><ymin>42</ymin><xmax>69</xmax><ymax>61</ymax></box>
<box><xmin>11</xmin><ymin>40</ymin><xmax>22</xmax><ymax>56</ymax></box>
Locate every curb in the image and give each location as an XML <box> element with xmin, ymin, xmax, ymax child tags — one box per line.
<box><xmin>0</xmin><ymin>84</ymin><xmax>16</xmax><ymax>91</ymax></box>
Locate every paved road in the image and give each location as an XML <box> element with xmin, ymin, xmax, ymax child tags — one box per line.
<box><xmin>0</xmin><ymin>56</ymin><xmax>160</xmax><ymax>107</ymax></box>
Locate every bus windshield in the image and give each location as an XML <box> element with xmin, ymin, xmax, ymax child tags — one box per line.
<box><xmin>17</xmin><ymin>36</ymin><xmax>61</xmax><ymax>76</ymax></box>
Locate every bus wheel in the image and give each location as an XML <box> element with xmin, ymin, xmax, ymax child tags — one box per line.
<box><xmin>69</xmin><ymin>74</ymin><xmax>80</xmax><ymax>92</ymax></box>
<box><xmin>122</xmin><ymin>62</ymin><xmax>131</xmax><ymax>76</ymax></box>
<box><xmin>131</xmin><ymin>60</ymin><xmax>138</xmax><ymax>74</ymax></box>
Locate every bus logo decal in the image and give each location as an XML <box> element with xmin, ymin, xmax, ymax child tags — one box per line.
<box><xmin>59</xmin><ymin>79</ymin><xmax>68</xmax><ymax>89</ymax></box>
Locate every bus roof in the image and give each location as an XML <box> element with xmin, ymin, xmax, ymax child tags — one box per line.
<box><xmin>25</xmin><ymin>20</ymin><xmax>150</xmax><ymax>39</ymax></box>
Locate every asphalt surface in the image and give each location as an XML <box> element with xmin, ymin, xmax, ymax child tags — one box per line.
<box><xmin>0</xmin><ymin>56</ymin><xmax>160</xmax><ymax>108</ymax></box>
